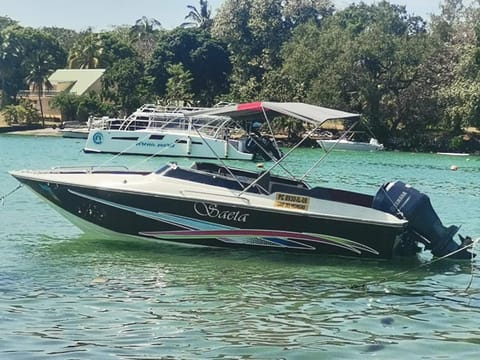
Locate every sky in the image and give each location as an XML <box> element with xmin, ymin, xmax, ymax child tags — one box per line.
<box><xmin>1</xmin><ymin>1</ymin><xmax>444</xmax><ymax>31</ymax></box>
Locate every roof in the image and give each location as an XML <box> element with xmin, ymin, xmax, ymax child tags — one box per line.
<box><xmin>188</xmin><ymin>101</ymin><xmax>359</xmax><ymax>126</ymax></box>
<box><xmin>48</xmin><ymin>69</ymin><xmax>106</xmax><ymax>95</ymax></box>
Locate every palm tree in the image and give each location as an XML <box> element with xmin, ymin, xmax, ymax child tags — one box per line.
<box><xmin>130</xmin><ymin>16</ymin><xmax>162</xmax><ymax>41</ymax></box>
<box><xmin>130</xmin><ymin>16</ymin><xmax>162</xmax><ymax>60</ymax></box>
<box><xmin>24</xmin><ymin>51</ymin><xmax>55</xmax><ymax>127</ymax></box>
<box><xmin>182</xmin><ymin>0</ymin><xmax>212</xmax><ymax>29</ymax></box>
<box><xmin>67</xmin><ymin>33</ymin><xmax>103</xmax><ymax>69</ymax></box>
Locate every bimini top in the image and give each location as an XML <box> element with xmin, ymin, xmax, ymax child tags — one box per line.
<box><xmin>187</xmin><ymin>101</ymin><xmax>359</xmax><ymax>126</ymax></box>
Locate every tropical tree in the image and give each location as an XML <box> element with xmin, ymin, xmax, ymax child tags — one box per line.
<box><xmin>164</xmin><ymin>63</ymin><xmax>194</xmax><ymax>105</ymax></box>
<box><xmin>182</xmin><ymin>0</ymin><xmax>213</xmax><ymax>29</ymax></box>
<box><xmin>50</xmin><ymin>91</ymin><xmax>108</xmax><ymax>122</ymax></box>
<box><xmin>280</xmin><ymin>1</ymin><xmax>432</xmax><ymax>144</ymax></box>
<box><xmin>1</xmin><ymin>100</ymin><xmax>39</xmax><ymax>125</ymax></box>
<box><xmin>18</xmin><ymin>28</ymin><xmax>67</xmax><ymax>126</ymax></box>
<box><xmin>430</xmin><ymin>0</ymin><xmax>480</xmax><ymax>133</ymax></box>
<box><xmin>49</xmin><ymin>91</ymin><xmax>79</xmax><ymax>122</ymax></box>
<box><xmin>147</xmin><ymin>27</ymin><xmax>231</xmax><ymax>105</ymax></box>
<box><xmin>41</xmin><ymin>27</ymin><xmax>82</xmax><ymax>54</ymax></box>
<box><xmin>101</xmin><ymin>58</ymin><xmax>148</xmax><ymax>115</ymax></box>
<box><xmin>130</xmin><ymin>16</ymin><xmax>162</xmax><ymax>61</ymax></box>
<box><xmin>212</xmin><ymin>0</ymin><xmax>333</xmax><ymax>101</ymax></box>
<box><xmin>68</xmin><ymin>32</ymin><xmax>104</xmax><ymax>69</ymax></box>
<box><xmin>76</xmin><ymin>92</ymin><xmax>111</xmax><ymax>120</ymax></box>
<box><xmin>0</xmin><ymin>15</ymin><xmax>16</xmax><ymax>31</ymax></box>
<box><xmin>131</xmin><ymin>16</ymin><xmax>162</xmax><ymax>40</ymax></box>
<box><xmin>0</xmin><ymin>26</ymin><xmax>23</xmax><ymax>107</ymax></box>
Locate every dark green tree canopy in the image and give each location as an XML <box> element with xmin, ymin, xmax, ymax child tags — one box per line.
<box><xmin>147</xmin><ymin>27</ymin><xmax>231</xmax><ymax>105</ymax></box>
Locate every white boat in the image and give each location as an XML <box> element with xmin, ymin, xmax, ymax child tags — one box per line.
<box><xmin>84</xmin><ymin>104</ymin><xmax>282</xmax><ymax>161</ymax></box>
<box><xmin>10</xmin><ymin>101</ymin><xmax>475</xmax><ymax>260</ymax></box>
<box><xmin>60</xmin><ymin>127</ymin><xmax>89</xmax><ymax>139</ymax></box>
<box><xmin>317</xmin><ymin>137</ymin><xmax>384</xmax><ymax>151</ymax></box>
<box><xmin>436</xmin><ymin>152</ymin><xmax>470</xmax><ymax>157</ymax></box>
<box><xmin>59</xmin><ymin>121</ymin><xmax>90</xmax><ymax>139</ymax></box>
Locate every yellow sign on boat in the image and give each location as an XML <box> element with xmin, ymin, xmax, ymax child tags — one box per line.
<box><xmin>274</xmin><ymin>193</ymin><xmax>310</xmax><ymax>211</ymax></box>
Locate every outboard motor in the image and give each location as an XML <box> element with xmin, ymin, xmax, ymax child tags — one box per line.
<box><xmin>246</xmin><ymin>134</ymin><xmax>283</xmax><ymax>161</ymax></box>
<box><xmin>372</xmin><ymin>181</ymin><xmax>474</xmax><ymax>259</ymax></box>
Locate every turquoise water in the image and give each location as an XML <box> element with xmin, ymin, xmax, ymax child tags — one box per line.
<box><xmin>1</xmin><ymin>134</ymin><xmax>479</xmax><ymax>359</ymax></box>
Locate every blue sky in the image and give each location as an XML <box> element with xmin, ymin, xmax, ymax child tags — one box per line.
<box><xmin>2</xmin><ymin>1</ymin><xmax>443</xmax><ymax>31</ymax></box>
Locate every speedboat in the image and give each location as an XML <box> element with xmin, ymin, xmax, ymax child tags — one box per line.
<box><xmin>317</xmin><ymin>137</ymin><xmax>384</xmax><ymax>151</ymax></box>
<box><xmin>84</xmin><ymin>104</ymin><xmax>282</xmax><ymax>161</ymax></box>
<box><xmin>9</xmin><ymin>102</ymin><xmax>475</xmax><ymax>260</ymax></box>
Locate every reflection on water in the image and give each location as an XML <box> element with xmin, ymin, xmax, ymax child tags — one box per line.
<box><xmin>1</xmin><ymin>135</ymin><xmax>480</xmax><ymax>358</ymax></box>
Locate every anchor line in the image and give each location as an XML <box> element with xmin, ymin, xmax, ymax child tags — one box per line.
<box><xmin>0</xmin><ymin>184</ymin><xmax>24</xmax><ymax>206</ymax></box>
<box><xmin>349</xmin><ymin>237</ymin><xmax>479</xmax><ymax>292</ymax></box>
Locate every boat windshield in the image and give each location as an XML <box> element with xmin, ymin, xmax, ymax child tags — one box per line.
<box><xmin>154</xmin><ymin>164</ymin><xmax>173</xmax><ymax>175</ymax></box>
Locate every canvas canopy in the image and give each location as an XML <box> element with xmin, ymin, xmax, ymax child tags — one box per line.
<box><xmin>187</xmin><ymin>101</ymin><xmax>359</xmax><ymax>126</ymax></box>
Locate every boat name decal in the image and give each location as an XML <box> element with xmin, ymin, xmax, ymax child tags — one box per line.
<box><xmin>194</xmin><ymin>202</ymin><xmax>250</xmax><ymax>223</ymax></box>
<box><xmin>136</xmin><ymin>141</ymin><xmax>175</xmax><ymax>148</ymax></box>
<box><xmin>274</xmin><ymin>193</ymin><xmax>310</xmax><ymax>211</ymax></box>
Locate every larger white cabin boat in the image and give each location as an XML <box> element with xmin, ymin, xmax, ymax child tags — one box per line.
<box><xmin>84</xmin><ymin>104</ymin><xmax>281</xmax><ymax>161</ymax></box>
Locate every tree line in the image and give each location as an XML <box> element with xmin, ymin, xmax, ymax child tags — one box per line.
<box><xmin>1</xmin><ymin>0</ymin><xmax>480</xmax><ymax>152</ymax></box>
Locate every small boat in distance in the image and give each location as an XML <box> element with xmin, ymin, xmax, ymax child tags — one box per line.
<box><xmin>83</xmin><ymin>104</ymin><xmax>282</xmax><ymax>161</ymax></box>
<box><xmin>59</xmin><ymin>121</ymin><xmax>90</xmax><ymax>139</ymax></box>
<box><xmin>436</xmin><ymin>152</ymin><xmax>470</xmax><ymax>157</ymax></box>
<box><xmin>317</xmin><ymin>137</ymin><xmax>384</xmax><ymax>152</ymax></box>
<box><xmin>9</xmin><ymin>101</ymin><xmax>475</xmax><ymax>260</ymax></box>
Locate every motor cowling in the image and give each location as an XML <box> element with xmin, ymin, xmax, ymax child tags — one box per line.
<box><xmin>372</xmin><ymin>181</ymin><xmax>474</xmax><ymax>259</ymax></box>
<box><xmin>246</xmin><ymin>134</ymin><xmax>283</xmax><ymax>161</ymax></box>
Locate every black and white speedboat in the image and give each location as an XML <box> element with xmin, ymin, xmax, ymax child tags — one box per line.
<box><xmin>9</xmin><ymin>102</ymin><xmax>475</xmax><ymax>259</ymax></box>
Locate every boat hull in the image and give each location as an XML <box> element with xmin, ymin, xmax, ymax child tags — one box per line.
<box><xmin>84</xmin><ymin>130</ymin><xmax>254</xmax><ymax>160</ymax></box>
<box><xmin>317</xmin><ymin>139</ymin><xmax>384</xmax><ymax>151</ymax></box>
<box><xmin>60</xmin><ymin>128</ymin><xmax>89</xmax><ymax>139</ymax></box>
<box><xmin>14</xmin><ymin>176</ymin><xmax>408</xmax><ymax>259</ymax></box>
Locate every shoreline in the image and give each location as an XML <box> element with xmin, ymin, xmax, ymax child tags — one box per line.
<box><xmin>0</xmin><ymin>126</ymin><xmax>62</xmax><ymax>137</ymax></box>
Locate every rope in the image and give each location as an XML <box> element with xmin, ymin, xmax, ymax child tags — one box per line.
<box><xmin>349</xmin><ymin>237</ymin><xmax>479</xmax><ymax>291</ymax></box>
<box><xmin>0</xmin><ymin>184</ymin><xmax>24</xmax><ymax>206</ymax></box>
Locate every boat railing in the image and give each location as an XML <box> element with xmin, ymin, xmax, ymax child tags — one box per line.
<box><xmin>88</xmin><ymin>113</ymin><xmax>239</xmax><ymax>139</ymax></box>
<box><xmin>49</xmin><ymin>165</ymin><xmax>149</xmax><ymax>174</ymax></box>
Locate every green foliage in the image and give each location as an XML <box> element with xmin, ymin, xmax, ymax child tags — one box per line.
<box><xmin>129</xmin><ymin>17</ymin><xmax>163</xmax><ymax>61</ymax></box>
<box><xmin>50</xmin><ymin>91</ymin><xmax>109</xmax><ymax>122</ymax></box>
<box><xmin>101</xmin><ymin>58</ymin><xmax>148</xmax><ymax>115</ymax></box>
<box><xmin>49</xmin><ymin>91</ymin><xmax>80</xmax><ymax>122</ymax></box>
<box><xmin>40</xmin><ymin>27</ymin><xmax>81</xmax><ymax>54</ymax></box>
<box><xmin>67</xmin><ymin>32</ymin><xmax>103</xmax><ymax>69</ymax></box>
<box><xmin>182</xmin><ymin>0</ymin><xmax>213</xmax><ymax>30</ymax></box>
<box><xmin>212</xmin><ymin>0</ymin><xmax>333</xmax><ymax>98</ymax></box>
<box><xmin>0</xmin><ymin>1</ymin><xmax>479</xmax><ymax>151</ymax></box>
<box><xmin>280</xmin><ymin>2</ymin><xmax>434</xmax><ymax>142</ymax></box>
<box><xmin>147</xmin><ymin>27</ymin><xmax>231</xmax><ymax>105</ymax></box>
<box><xmin>431</xmin><ymin>0</ymin><xmax>480</xmax><ymax>133</ymax></box>
<box><xmin>1</xmin><ymin>100</ymin><xmax>39</xmax><ymax>125</ymax></box>
<box><xmin>0</xmin><ymin>26</ymin><xmax>26</xmax><ymax>105</ymax></box>
<box><xmin>165</xmin><ymin>63</ymin><xmax>194</xmax><ymax>105</ymax></box>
